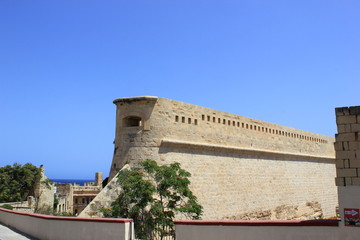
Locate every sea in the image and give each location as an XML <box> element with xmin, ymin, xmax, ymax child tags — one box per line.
<box><xmin>51</xmin><ymin>179</ymin><xmax>93</xmax><ymax>186</ymax></box>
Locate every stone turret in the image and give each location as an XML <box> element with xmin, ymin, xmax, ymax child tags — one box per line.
<box><xmin>95</xmin><ymin>172</ymin><xmax>103</xmax><ymax>186</ymax></box>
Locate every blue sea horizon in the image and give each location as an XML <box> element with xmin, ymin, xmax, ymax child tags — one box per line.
<box><xmin>51</xmin><ymin>179</ymin><xmax>93</xmax><ymax>186</ymax></box>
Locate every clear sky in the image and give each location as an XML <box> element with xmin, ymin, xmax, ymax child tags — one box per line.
<box><xmin>0</xmin><ymin>0</ymin><xmax>359</xmax><ymax>179</ymax></box>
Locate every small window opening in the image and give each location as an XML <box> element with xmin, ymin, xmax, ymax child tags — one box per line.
<box><xmin>175</xmin><ymin>116</ymin><xmax>179</xmax><ymax>122</ymax></box>
<box><xmin>228</xmin><ymin>120</ymin><xmax>231</xmax><ymax>125</ymax></box>
<box><xmin>123</xmin><ymin>116</ymin><xmax>142</xmax><ymax>127</ymax></box>
<box><xmin>188</xmin><ymin>118</ymin><xmax>191</xmax><ymax>124</ymax></box>
<box><xmin>223</xmin><ymin>119</ymin><xmax>226</xmax><ymax>124</ymax></box>
<box><xmin>182</xmin><ymin>117</ymin><xmax>185</xmax><ymax>123</ymax></box>
<box><xmin>218</xmin><ymin>118</ymin><xmax>221</xmax><ymax>123</ymax></box>
<box><xmin>233</xmin><ymin>121</ymin><xmax>235</xmax><ymax>126</ymax></box>
<box><xmin>194</xmin><ymin>119</ymin><xmax>198</xmax><ymax>125</ymax></box>
<box><xmin>202</xmin><ymin>115</ymin><xmax>205</xmax><ymax>120</ymax></box>
<box><xmin>207</xmin><ymin>115</ymin><xmax>210</xmax><ymax>121</ymax></box>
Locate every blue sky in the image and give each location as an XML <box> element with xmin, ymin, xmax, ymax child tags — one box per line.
<box><xmin>0</xmin><ymin>0</ymin><xmax>359</xmax><ymax>179</ymax></box>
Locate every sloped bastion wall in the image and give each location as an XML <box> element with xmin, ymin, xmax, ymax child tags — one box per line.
<box><xmin>85</xmin><ymin>96</ymin><xmax>337</xmax><ymax>220</ymax></box>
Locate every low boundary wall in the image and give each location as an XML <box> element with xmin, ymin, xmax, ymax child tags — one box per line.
<box><xmin>0</xmin><ymin>208</ymin><xmax>134</xmax><ymax>240</ymax></box>
<box><xmin>175</xmin><ymin>220</ymin><xmax>345</xmax><ymax>240</ymax></box>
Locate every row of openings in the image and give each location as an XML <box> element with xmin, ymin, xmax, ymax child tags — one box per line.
<box><xmin>175</xmin><ymin>115</ymin><xmax>198</xmax><ymax>125</ymax></box>
<box><xmin>201</xmin><ymin>114</ymin><xmax>327</xmax><ymax>144</ymax></box>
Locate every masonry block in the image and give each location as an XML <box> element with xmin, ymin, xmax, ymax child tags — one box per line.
<box><xmin>336</xmin><ymin>150</ymin><xmax>356</xmax><ymax>160</ymax></box>
<box><xmin>349</xmin><ymin>142</ymin><xmax>360</xmax><ymax>150</ymax></box>
<box><xmin>335</xmin><ymin>177</ymin><xmax>345</xmax><ymax>186</ymax></box>
<box><xmin>350</xmin><ymin>106</ymin><xmax>360</xmax><ymax>115</ymax></box>
<box><xmin>335</xmin><ymin>108</ymin><xmax>345</xmax><ymax>116</ymax></box>
<box><xmin>352</xmin><ymin>178</ymin><xmax>360</xmax><ymax>186</ymax></box>
<box><xmin>338</xmin><ymin>124</ymin><xmax>352</xmax><ymax>133</ymax></box>
<box><xmin>335</xmin><ymin>107</ymin><xmax>349</xmax><ymax>116</ymax></box>
<box><xmin>337</xmin><ymin>168</ymin><xmax>357</xmax><ymax>177</ymax></box>
<box><xmin>337</xmin><ymin>115</ymin><xmax>357</xmax><ymax>125</ymax></box>
<box><xmin>349</xmin><ymin>159</ymin><xmax>360</xmax><ymax>168</ymax></box>
<box><xmin>343</xmin><ymin>141</ymin><xmax>349</xmax><ymax>150</ymax></box>
<box><xmin>351</xmin><ymin>124</ymin><xmax>360</xmax><ymax>132</ymax></box>
<box><xmin>334</xmin><ymin>141</ymin><xmax>344</xmax><ymax>151</ymax></box>
<box><xmin>336</xmin><ymin>133</ymin><xmax>356</xmax><ymax>142</ymax></box>
<box><xmin>345</xmin><ymin>177</ymin><xmax>353</xmax><ymax>185</ymax></box>
<box><xmin>335</xmin><ymin>159</ymin><xmax>344</xmax><ymax>168</ymax></box>
<box><xmin>358</xmin><ymin>115</ymin><xmax>360</xmax><ymax>124</ymax></box>
<box><xmin>356</xmin><ymin>150</ymin><xmax>360</xmax><ymax>159</ymax></box>
<box><xmin>344</xmin><ymin>159</ymin><xmax>350</xmax><ymax>168</ymax></box>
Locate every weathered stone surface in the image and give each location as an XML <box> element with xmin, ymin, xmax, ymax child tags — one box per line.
<box><xmin>345</xmin><ymin>177</ymin><xmax>353</xmax><ymax>186</ymax></box>
<box><xmin>90</xmin><ymin>96</ymin><xmax>337</xmax><ymax>220</ymax></box>
<box><xmin>336</xmin><ymin>150</ymin><xmax>355</xmax><ymax>160</ymax></box>
<box><xmin>350</xmin><ymin>106</ymin><xmax>360</xmax><ymax>115</ymax></box>
<box><xmin>336</xmin><ymin>168</ymin><xmax>357</xmax><ymax>177</ymax></box>
<box><xmin>79</xmin><ymin>166</ymin><xmax>129</xmax><ymax>218</ymax></box>
<box><xmin>335</xmin><ymin>107</ymin><xmax>349</xmax><ymax>116</ymax></box>
<box><xmin>335</xmin><ymin>160</ymin><xmax>344</xmax><ymax>168</ymax></box>
<box><xmin>336</xmin><ymin>133</ymin><xmax>356</xmax><ymax>142</ymax></box>
<box><xmin>335</xmin><ymin>177</ymin><xmax>345</xmax><ymax>186</ymax></box>
<box><xmin>349</xmin><ymin>159</ymin><xmax>360</xmax><ymax>168</ymax></box>
<box><xmin>337</xmin><ymin>115</ymin><xmax>357</xmax><ymax>125</ymax></box>
<box><xmin>351</xmin><ymin>177</ymin><xmax>360</xmax><ymax>185</ymax></box>
<box><xmin>334</xmin><ymin>106</ymin><xmax>360</xmax><ymax>186</ymax></box>
<box><xmin>223</xmin><ymin>201</ymin><xmax>324</xmax><ymax>220</ymax></box>
<box><xmin>337</xmin><ymin>124</ymin><xmax>352</xmax><ymax>133</ymax></box>
<box><xmin>349</xmin><ymin>142</ymin><xmax>360</xmax><ymax>150</ymax></box>
<box><xmin>334</xmin><ymin>141</ymin><xmax>344</xmax><ymax>151</ymax></box>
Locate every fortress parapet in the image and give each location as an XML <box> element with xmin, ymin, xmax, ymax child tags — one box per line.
<box><xmin>108</xmin><ymin>96</ymin><xmax>337</xmax><ymax>220</ymax></box>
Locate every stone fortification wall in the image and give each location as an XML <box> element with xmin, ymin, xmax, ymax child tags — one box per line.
<box><xmin>107</xmin><ymin>96</ymin><xmax>337</xmax><ymax>220</ymax></box>
<box><xmin>334</xmin><ymin>106</ymin><xmax>360</xmax><ymax>186</ymax></box>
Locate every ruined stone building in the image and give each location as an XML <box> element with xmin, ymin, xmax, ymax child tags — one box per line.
<box><xmin>81</xmin><ymin>96</ymin><xmax>337</xmax><ymax>220</ymax></box>
<box><xmin>55</xmin><ymin>172</ymin><xmax>102</xmax><ymax>215</ymax></box>
<box><xmin>0</xmin><ymin>166</ymin><xmax>54</xmax><ymax>214</ymax></box>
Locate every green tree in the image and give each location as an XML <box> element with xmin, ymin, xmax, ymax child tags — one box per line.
<box><xmin>107</xmin><ymin>160</ymin><xmax>203</xmax><ymax>240</ymax></box>
<box><xmin>0</xmin><ymin>163</ymin><xmax>42</xmax><ymax>203</ymax></box>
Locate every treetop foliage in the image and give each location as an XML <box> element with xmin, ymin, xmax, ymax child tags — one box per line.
<box><xmin>107</xmin><ymin>159</ymin><xmax>203</xmax><ymax>239</ymax></box>
<box><xmin>0</xmin><ymin>163</ymin><xmax>42</xmax><ymax>203</ymax></box>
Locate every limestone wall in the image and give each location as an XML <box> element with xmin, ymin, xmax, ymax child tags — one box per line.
<box><xmin>334</xmin><ymin>106</ymin><xmax>360</xmax><ymax>230</ymax></box>
<box><xmin>334</xmin><ymin>106</ymin><xmax>360</xmax><ymax>186</ymax></box>
<box><xmin>34</xmin><ymin>167</ymin><xmax>54</xmax><ymax>214</ymax></box>
<box><xmin>108</xmin><ymin>96</ymin><xmax>337</xmax><ymax>220</ymax></box>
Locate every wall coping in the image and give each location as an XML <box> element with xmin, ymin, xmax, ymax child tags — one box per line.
<box><xmin>162</xmin><ymin>139</ymin><xmax>334</xmax><ymax>161</ymax></box>
<box><xmin>174</xmin><ymin>219</ymin><xmax>340</xmax><ymax>227</ymax></box>
<box><xmin>0</xmin><ymin>208</ymin><xmax>133</xmax><ymax>223</ymax></box>
<box><xmin>113</xmin><ymin>96</ymin><xmax>158</xmax><ymax>104</ymax></box>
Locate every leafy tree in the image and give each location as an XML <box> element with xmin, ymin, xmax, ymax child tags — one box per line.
<box><xmin>107</xmin><ymin>160</ymin><xmax>203</xmax><ymax>240</ymax></box>
<box><xmin>0</xmin><ymin>163</ymin><xmax>42</xmax><ymax>203</ymax></box>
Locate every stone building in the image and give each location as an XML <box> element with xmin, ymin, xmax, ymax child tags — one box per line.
<box><xmin>55</xmin><ymin>172</ymin><xmax>102</xmax><ymax>215</ymax></box>
<box><xmin>81</xmin><ymin>96</ymin><xmax>337</xmax><ymax>220</ymax></box>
